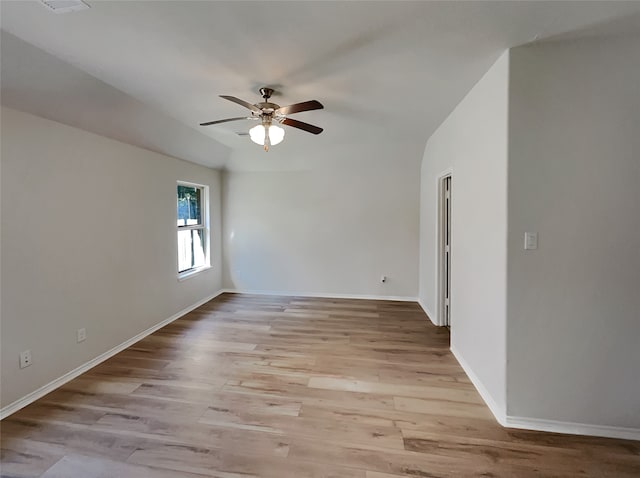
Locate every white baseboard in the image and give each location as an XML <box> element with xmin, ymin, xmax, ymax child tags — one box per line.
<box><xmin>451</xmin><ymin>346</ymin><xmax>640</xmax><ymax>440</ymax></box>
<box><xmin>450</xmin><ymin>345</ymin><xmax>507</xmax><ymax>425</ymax></box>
<box><xmin>0</xmin><ymin>290</ymin><xmax>225</xmax><ymax>420</ymax></box>
<box><xmin>505</xmin><ymin>416</ymin><xmax>640</xmax><ymax>441</ymax></box>
<box><xmin>417</xmin><ymin>299</ymin><xmax>437</xmax><ymax>325</ymax></box>
<box><xmin>9</xmin><ymin>290</ymin><xmax>632</xmax><ymax>442</ymax></box>
<box><xmin>219</xmin><ymin>288</ymin><xmax>417</xmax><ymax>302</ymax></box>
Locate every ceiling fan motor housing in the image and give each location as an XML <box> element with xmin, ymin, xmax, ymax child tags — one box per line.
<box><xmin>255</xmin><ymin>102</ymin><xmax>280</xmax><ymax>114</ymax></box>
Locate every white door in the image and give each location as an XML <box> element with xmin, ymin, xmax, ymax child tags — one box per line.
<box><xmin>440</xmin><ymin>176</ymin><xmax>452</xmax><ymax>327</ymax></box>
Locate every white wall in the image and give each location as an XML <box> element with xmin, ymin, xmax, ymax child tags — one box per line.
<box><xmin>507</xmin><ymin>36</ymin><xmax>640</xmax><ymax>428</ymax></box>
<box><xmin>222</xmin><ymin>141</ymin><xmax>422</xmax><ymax>299</ymax></box>
<box><xmin>419</xmin><ymin>52</ymin><xmax>510</xmax><ymax>414</ymax></box>
<box><xmin>0</xmin><ymin>107</ymin><xmax>224</xmax><ymax>409</ymax></box>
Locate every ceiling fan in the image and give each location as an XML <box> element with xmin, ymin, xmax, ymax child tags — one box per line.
<box><xmin>200</xmin><ymin>87</ymin><xmax>324</xmax><ymax>151</ymax></box>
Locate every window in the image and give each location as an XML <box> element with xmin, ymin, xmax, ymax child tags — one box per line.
<box><xmin>177</xmin><ymin>182</ymin><xmax>209</xmax><ymax>278</ymax></box>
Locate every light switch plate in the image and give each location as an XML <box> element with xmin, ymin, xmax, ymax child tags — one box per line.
<box><xmin>524</xmin><ymin>232</ymin><xmax>538</xmax><ymax>250</ymax></box>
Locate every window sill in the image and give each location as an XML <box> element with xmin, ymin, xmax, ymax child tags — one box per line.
<box><xmin>178</xmin><ymin>265</ymin><xmax>212</xmax><ymax>282</ymax></box>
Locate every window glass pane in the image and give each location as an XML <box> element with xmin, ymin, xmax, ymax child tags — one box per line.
<box><xmin>178</xmin><ymin>228</ymin><xmax>206</xmax><ymax>273</ymax></box>
<box><xmin>177</xmin><ymin>185</ymin><xmax>202</xmax><ymax>227</ymax></box>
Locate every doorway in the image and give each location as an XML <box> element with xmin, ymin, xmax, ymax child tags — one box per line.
<box><xmin>438</xmin><ymin>174</ymin><xmax>452</xmax><ymax>327</ymax></box>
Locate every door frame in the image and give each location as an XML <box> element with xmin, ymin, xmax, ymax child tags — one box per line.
<box><xmin>436</xmin><ymin>169</ymin><xmax>452</xmax><ymax>327</ymax></box>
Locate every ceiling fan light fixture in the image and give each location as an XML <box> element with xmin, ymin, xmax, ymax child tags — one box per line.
<box><xmin>249</xmin><ymin>124</ymin><xmax>285</xmax><ymax>147</ymax></box>
<box><xmin>200</xmin><ymin>87</ymin><xmax>323</xmax><ymax>152</ymax></box>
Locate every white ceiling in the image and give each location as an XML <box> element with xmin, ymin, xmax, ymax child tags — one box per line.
<box><xmin>2</xmin><ymin>1</ymin><xmax>640</xmax><ymax>170</ymax></box>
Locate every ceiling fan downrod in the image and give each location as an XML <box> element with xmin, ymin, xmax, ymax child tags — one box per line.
<box><xmin>259</xmin><ymin>87</ymin><xmax>274</xmax><ymax>101</ymax></box>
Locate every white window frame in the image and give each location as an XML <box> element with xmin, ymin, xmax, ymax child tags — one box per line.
<box><xmin>177</xmin><ymin>181</ymin><xmax>211</xmax><ymax>280</ymax></box>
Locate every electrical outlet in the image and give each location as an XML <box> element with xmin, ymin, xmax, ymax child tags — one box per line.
<box><xmin>19</xmin><ymin>350</ymin><xmax>32</xmax><ymax>369</ymax></box>
<box><xmin>77</xmin><ymin>328</ymin><xmax>87</xmax><ymax>343</ymax></box>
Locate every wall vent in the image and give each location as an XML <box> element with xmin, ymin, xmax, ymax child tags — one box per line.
<box><xmin>40</xmin><ymin>0</ymin><xmax>90</xmax><ymax>14</ymax></box>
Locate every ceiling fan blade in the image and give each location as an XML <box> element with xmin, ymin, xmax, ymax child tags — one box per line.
<box><xmin>276</xmin><ymin>100</ymin><xmax>324</xmax><ymax>115</ymax></box>
<box><xmin>200</xmin><ymin>117</ymin><xmax>249</xmax><ymax>126</ymax></box>
<box><xmin>219</xmin><ymin>95</ymin><xmax>261</xmax><ymax>113</ymax></box>
<box><xmin>281</xmin><ymin>118</ymin><xmax>323</xmax><ymax>135</ymax></box>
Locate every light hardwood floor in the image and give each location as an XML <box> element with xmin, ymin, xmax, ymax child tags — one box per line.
<box><xmin>1</xmin><ymin>293</ymin><xmax>638</xmax><ymax>477</ymax></box>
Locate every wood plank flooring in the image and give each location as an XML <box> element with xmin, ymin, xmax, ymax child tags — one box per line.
<box><xmin>1</xmin><ymin>293</ymin><xmax>638</xmax><ymax>477</ymax></box>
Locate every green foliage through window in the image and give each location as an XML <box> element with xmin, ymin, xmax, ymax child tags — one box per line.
<box><xmin>177</xmin><ymin>183</ymin><xmax>207</xmax><ymax>274</ymax></box>
<box><xmin>177</xmin><ymin>185</ymin><xmax>202</xmax><ymax>226</ymax></box>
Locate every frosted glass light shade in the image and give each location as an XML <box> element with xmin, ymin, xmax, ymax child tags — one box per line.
<box><xmin>249</xmin><ymin>124</ymin><xmax>285</xmax><ymax>146</ymax></box>
<box><xmin>268</xmin><ymin>125</ymin><xmax>285</xmax><ymax>145</ymax></box>
<box><xmin>249</xmin><ymin>124</ymin><xmax>264</xmax><ymax>145</ymax></box>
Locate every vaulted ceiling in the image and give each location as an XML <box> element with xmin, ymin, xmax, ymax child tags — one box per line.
<box><xmin>2</xmin><ymin>1</ymin><xmax>639</xmax><ymax>170</ymax></box>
